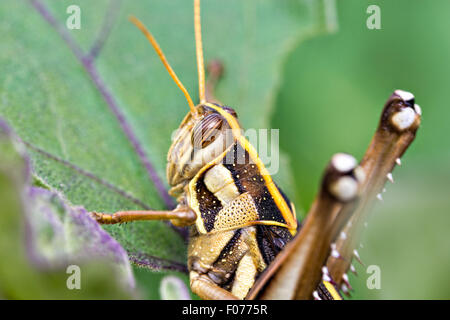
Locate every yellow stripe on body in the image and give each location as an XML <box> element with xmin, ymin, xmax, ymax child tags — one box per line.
<box><xmin>323</xmin><ymin>280</ymin><xmax>342</xmax><ymax>300</ymax></box>
<box><xmin>204</xmin><ymin>103</ymin><xmax>298</xmax><ymax>235</ymax></box>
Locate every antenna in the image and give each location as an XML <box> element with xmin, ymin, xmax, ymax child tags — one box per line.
<box><xmin>194</xmin><ymin>0</ymin><xmax>206</xmax><ymax>103</ymax></box>
<box><xmin>129</xmin><ymin>16</ymin><xmax>196</xmax><ymax>113</ymax></box>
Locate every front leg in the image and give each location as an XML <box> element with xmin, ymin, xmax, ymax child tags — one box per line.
<box><xmin>190</xmin><ymin>271</ymin><xmax>238</xmax><ymax>300</ymax></box>
<box><xmin>91</xmin><ymin>205</ymin><xmax>196</xmax><ymax>227</ymax></box>
<box><xmin>205</xmin><ymin>59</ymin><xmax>224</xmax><ymax>104</ymax></box>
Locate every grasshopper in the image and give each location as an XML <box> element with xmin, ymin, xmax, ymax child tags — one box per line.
<box><xmin>92</xmin><ymin>0</ymin><xmax>421</xmax><ymax>300</ymax></box>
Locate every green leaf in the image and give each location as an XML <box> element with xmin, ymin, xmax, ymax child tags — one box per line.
<box><xmin>0</xmin><ymin>0</ymin><xmax>335</xmax><ymax>296</ymax></box>
<box><xmin>0</xmin><ymin>120</ymin><xmax>134</xmax><ymax>299</ymax></box>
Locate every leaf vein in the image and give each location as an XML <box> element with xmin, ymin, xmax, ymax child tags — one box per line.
<box><xmin>30</xmin><ymin>0</ymin><xmax>175</xmax><ymax>210</ymax></box>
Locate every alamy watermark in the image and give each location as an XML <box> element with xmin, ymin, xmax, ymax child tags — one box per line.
<box><xmin>366</xmin><ymin>265</ymin><xmax>381</xmax><ymax>289</ymax></box>
<box><xmin>366</xmin><ymin>5</ymin><xmax>381</xmax><ymax>30</ymax></box>
<box><xmin>66</xmin><ymin>265</ymin><xmax>81</xmax><ymax>290</ymax></box>
<box><xmin>66</xmin><ymin>5</ymin><xmax>81</xmax><ymax>30</ymax></box>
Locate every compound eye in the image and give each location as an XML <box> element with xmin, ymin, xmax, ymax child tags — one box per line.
<box><xmin>191</xmin><ymin>113</ymin><xmax>224</xmax><ymax>148</ymax></box>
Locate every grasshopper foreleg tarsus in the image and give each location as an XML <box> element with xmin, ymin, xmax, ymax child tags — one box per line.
<box><xmin>90</xmin><ymin>205</ymin><xmax>197</xmax><ymax>226</ymax></box>
<box><xmin>205</xmin><ymin>59</ymin><xmax>224</xmax><ymax>104</ymax></box>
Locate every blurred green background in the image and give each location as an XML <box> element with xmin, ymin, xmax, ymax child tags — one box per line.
<box><xmin>0</xmin><ymin>0</ymin><xmax>449</xmax><ymax>299</ymax></box>
<box><xmin>274</xmin><ymin>0</ymin><xmax>450</xmax><ymax>299</ymax></box>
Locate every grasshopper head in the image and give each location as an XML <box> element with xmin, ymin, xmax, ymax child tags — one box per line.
<box><xmin>167</xmin><ymin>104</ymin><xmax>238</xmax><ymax>196</ymax></box>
